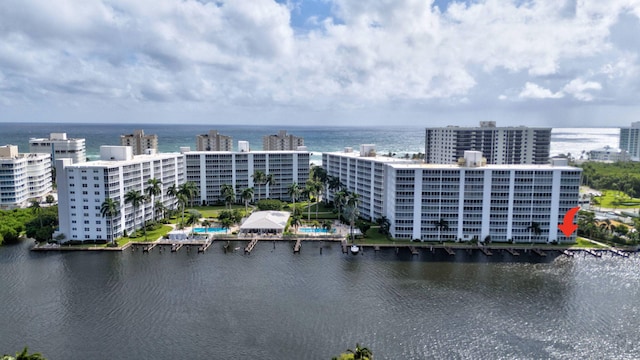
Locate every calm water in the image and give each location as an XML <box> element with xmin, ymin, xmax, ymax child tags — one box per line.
<box><xmin>2</xmin><ymin>241</ymin><xmax>640</xmax><ymax>359</ymax></box>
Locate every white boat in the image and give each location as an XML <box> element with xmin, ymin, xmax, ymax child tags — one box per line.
<box><xmin>350</xmin><ymin>245</ymin><xmax>360</xmax><ymax>254</ymax></box>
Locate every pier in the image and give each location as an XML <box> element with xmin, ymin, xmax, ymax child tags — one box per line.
<box><xmin>561</xmin><ymin>249</ymin><xmax>574</xmax><ymax>257</ymax></box>
<box><xmin>244</xmin><ymin>237</ymin><xmax>259</xmax><ymax>254</ymax></box>
<box><xmin>443</xmin><ymin>247</ymin><xmax>455</xmax><ymax>256</ymax></box>
<box><xmin>505</xmin><ymin>248</ymin><xmax>520</xmax><ymax>256</ymax></box>
<box><xmin>478</xmin><ymin>246</ymin><xmax>492</xmax><ymax>256</ymax></box>
<box><xmin>293</xmin><ymin>238</ymin><xmax>302</xmax><ymax>253</ymax></box>
<box><xmin>583</xmin><ymin>249</ymin><xmax>602</xmax><ymax>258</ymax></box>
<box><xmin>198</xmin><ymin>239</ymin><xmax>213</xmax><ymax>253</ymax></box>
<box><xmin>532</xmin><ymin>249</ymin><xmax>546</xmax><ymax>257</ymax></box>
<box><xmin>608</xmin><ymin>248</ymin><xmax>629</xmax><ymax>258</ymax></box>
<box><xmin>409</xmin><ymin>246</ymin><xmax>419</xmax><ymax>256</ymax></box>
<box><xmin>341</xmin><ymin>241</ymin><xmax>348</xmax><ymax>254</ymax></box>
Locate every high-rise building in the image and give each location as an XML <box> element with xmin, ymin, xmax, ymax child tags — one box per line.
<box><xmin>29</xmin><ymin>133</ymin><xmax>86</xmax><ymax>164</ymax></box>
<box><xmin>588</xmin><ymin>146</ymin><xmax>630</xmax><ymax>162</ymax></box>
<box><xmin>55</xmin><ymin>146</ymin><xmax>184</xmax><ymax>243</ymax></box>
<box><xmin>324</xmin><ymin>146</ymin><xmax>581</xmax><ymax>243</ymax></box>
<box><xmin>263</xmin><ymin>130</ymin><xmax>304</xmax><ymax>151</ymax></box>
<box><xmin>196</xmin><ymin>130</ymin><xmax>233</xmax><ymax>151</ymax></box>
<box><xmin>619</xmin><ymin>122</ymin><xmax>640</xmax><ymax>160</ymax></box>
<box><xmin>184</xmin><ymin>147</ymin><xmax>310</xmax><ymax>204</ymax></box>
<box><xmin>0</xmin><ymin>145</ymin><xmax>52</xmax><ymax>209</ymax></box>
<box><xmin>425</xmin><ymin>121</ymin><xmax>551</xmax><ymax>165</ymax></box>
<box><xmin>120</xmin><ymin>129</ymin><xmax>158</xmax><ymax>155</ymax></box>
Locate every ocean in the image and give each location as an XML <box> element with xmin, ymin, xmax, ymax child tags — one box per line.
<box><xmin>0</xmin><ymin>123</ymin><xmax>621</xmax><ymax>164</ymax></box>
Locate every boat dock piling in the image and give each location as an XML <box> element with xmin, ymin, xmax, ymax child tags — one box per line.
<box><xmin>561</xmin><ymin>249</ymin><xmax>574</xmax><ymax>257</ymax></box>
<box><xmin>409</xmin><ymin>246</ymin><xmax>419</xmax><ymax>256</ymax></box>
<box><xmin>584</xmin><ymin>249</ymin><xmax>602</xmax><ymax>258</ymax></box>
<box><xmin>171</xmin><ymin>243</ymin><xmax>183</xmax><ymax>252</ymax></box>
<box><xmin>293</xmin><ymin>238</ymin><xmax>302</xmax><ymax>253</ymax></box>
<box><xmin>443</xmin><ymin>247</ymin><xmax>455</xmax><ymax>255</ymax></box>
<box><xmin>532</xmin><ymin>249</ymin><xmax>547</xmax><ymax>257</ymax></box>
<box><xmin>478</xmin><ymin>246</ymin><xmax>492</xmax><ymax>256</ymax></box>
<box><xmin>198</xmin><ymin>239</ymin><xmax>213</xmax><ymax>253</ymax></box>
<box><xmin>505</xmin><ymin>248</ymin><xmax>520</xmax><ymax>256</ymax></box>
<box><xmin>143</xmin><ymin>243</ymin><xmax>157</xmax><ymax>253</ymax></box>
<box><xmin>608</xmin><ymin>248</ymin><xmax>629</xmax><ymax>258</ymax></box>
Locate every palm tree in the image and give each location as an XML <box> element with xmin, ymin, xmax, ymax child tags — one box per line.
<box><xmin>145</xmin><ymin>178</ymin><xmax>162</xmax><ymax>221</ymax></box>
<box><xmin>322</xmin><ymin>220</ymin><xmax>332</xmax><ymax>233</ymax></box>
<box><xmin>334</xmin><ymin>190</ymin><xmax>347</xmax><ymax>222</ymax></box>
<box><xmin>100</xmin><ymin>198</ymin><xmax>120</xmax><ymax>245</ymax></box>
<box><xmin>434</xmin><ymin>218</ymin><xmax>449</xmax><ymax>241</ymax></box>
<box><xmin>376</xmin><ymin>216</ymin><xmax>391</xmax><ymax>236</ymax></box>
<box><xmin>176</xmin><ymin>193</ymin><xmax>188</xmax><ymax>228</ymax></box>
<box><xmin>345</xmin><ymin>343</ymin><xmax>373</xmax><ymax>360</ymax></box>
<box><xmin>527</xmin><ymin>222</ymin><xmax>542</xmax><ymax>243</ymax></box>
<box><xmin>179</xmin><ymin>181</ymin><xmax>199</xmax><ymax>207</ymax></box>
<box><xmin>201</xmin><ymin>219</ymin><xmax>211</xmax><ymax>234</ymax></box>
<box><xmin>287</xmin><ymin>182</ymin><xmax>301</xmax><ymax>207</ymax></box>
<box><xmin>220</xmin><ymin>183</ymin><xmax>235</xmax><ymax>209</ymax></box>
<box><xmin>241</xmin><ymin>187</ymin><xmax>254</xmax><ymax>214</ymax></box>
<box><xmin>154</xmin><ymin>200</ymin><xmax>166</xmax><ymax>220</ymax></box>
<box><xmin>290</xmin><ymin>215</ymin><xmax>301</xmax><ymax>231</ymax></box>
<box><xmin>167</xmin><ymin>183</ymin><xmax>179</xmax><ymax>212</ymax></box>
<box><xmin>124</xmin><ymin>189</ymin><xmax>146</xmax><ymax>238</ymax></box>
<box><xmin>344</xmin><ymin>192</ymin><xmax>360</xmax><ymax>242</ymax></box>
<box><xmin>185</xmin><ymin>210</ymin><xmax>201</xmax><ymax>235</ymax></box>
<box><xmin>4</xmin><ymin>347</ymin><xmax>47</xmax><ymax>360</ymax></box>
<box><xmin>265</xmin><ymin>173</ymin><xmax>276</xmax><ymax>198</ymax></box>
<box><xmin>29</xmin><ymin>199</ymin><xmax>42</xmax><ymax>228</ymax></box>
<box><xmin>251</xmin><ymin>170</ymin><xmax>267</xmax><ymax>200</ymax></box>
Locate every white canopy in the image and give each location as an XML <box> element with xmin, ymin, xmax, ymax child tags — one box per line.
<box><xmin>240</xmin><ymin>211</ymin><xmax>290</xmax><ymax>234</ymax></box>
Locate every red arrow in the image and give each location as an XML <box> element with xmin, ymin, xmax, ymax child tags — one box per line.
<box><xmin>558</xmin><ymin>206</ymin><xmax>580</xmax><ymax>237</ymax></box>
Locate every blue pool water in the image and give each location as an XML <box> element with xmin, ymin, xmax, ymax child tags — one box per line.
<box><xmin>299</xmin><ymin>227</ymin><xmax>329</xmax><ymax>233</ymax></box>
<box><xmin>192</xmin><ymin>227</ymin><xmax>227</xmax><ymax>233</ymax></box>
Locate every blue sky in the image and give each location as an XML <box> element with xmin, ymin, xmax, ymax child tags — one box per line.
<box><xmin>0</xmin><ymin>0</ymin><xmax>639</xmax><ymax>127</ymax></box>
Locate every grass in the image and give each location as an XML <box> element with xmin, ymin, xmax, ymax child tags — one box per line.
<box><xmin>119</xmin><ymin>225</ymin><xmax>173</xmax><ymax>243</ymax></box>
<box><xmin>574</xmin><ymin>237</ymin><xmax>606</xmax><ymax>248</ymax></box>
<box><xmin>593</xmin><ymin>190</ymin><xmax>640</xmax><ymax>209</ymax></box>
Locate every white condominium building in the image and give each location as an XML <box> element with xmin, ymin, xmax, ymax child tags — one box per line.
<box><xmin>619</xmin><ymin>122</ymin><xmax>640</xmax><ymax>160</ymax></box>
<box><xmin>588</xmin><ymin>146</ymin><xmax>630</xmax><ymax>162</ymax></box>
<box><xmin>55</xmin><ymin>146</ymin><xmax>184</xmax><ymax>243</ymax></box>
<box><xmin>425</xmin><ymin>121</ymin><xmax>551</xmax><ymax>165</ymax></box>
<box><xmin>324</xmin><ymin>146</ymin><xmax>581</xmax><ymax>244</ymax></box>
<box><xmin>263</xmin><ymin>130</ymin><xmax>304</xmax><ymax>151</ymax></box>
<box><xmin>0</xmin><ymin>145</ymin><xmax>52</xmax><ymax>209</ymax></box>
<box><xmin>120</xmin><ymin>129</ymin><xmax>158</xmax><ymax>156</ymax></box>
<box><xmin>184</xmin><ymin>148</ymin><xmax>310</xmax><ymax>204</ymax></box>
<box><xmin>196</xmin><ymin>130</ymin><xmax>233</xmax><ymax>151</ymax></box>
<box><xmin>29</xmin><ymin>132</ymin><xmax>86</xmax><ymax>164</ymax></box>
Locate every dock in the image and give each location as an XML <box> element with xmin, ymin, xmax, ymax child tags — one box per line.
<box><xmin>198</xmin><ymin>239</ymin><xmax>213</xmax><ymax>253</ymax></box>
<box><xmin>443</xmin><ymin>247</ymin><xmax>455</xmax><ymax>256</ymax></box>
<box><xmin>608</xmin><ymin>248</ymin><xmax>629</xmax><ymax>258</ymax></box>
<box><xmin>341</xmin><ymin>241</ymin><xmax>348</xmax><ymax>254</ymax></box>
<box><xmin>171</xmin><ymin>243</ymin><xmax>183</xmax><ymax>252</ymax></box>
<box><xmin>478</xmin><ymin>246</ymin><xmax>492</xmax><ymax>256</ymax></box>
<box><xmin>244</xmin><ymin>237</ymin><xmax>259</xmax><ymax>254</ymax></box>
<box><xmin>561</xmin><ymin>249</ymin><xmax>574</xmax><ymax>257</ymax></box>
<box><xmin>583</xmin><ymin>249</ymin><xmax>602</xmax><ymax>258</ymax></box>
<box><xmin>142</xmin><ymin>243</ymin><xmax>157</xmax><ymax>253</ymax></box>
<box><xmin>374</xmin><ymin>246</ymin><xmax>380</xmax><ymax>252</ymax></box>
<box><xmin>532</xmin><ymin>248</ymin><xmax>547</xmax><ymax>257</ymax></box>
<box><xmin>505</xmin><ymin>248</ymin><xmax>520</xmax><ymax>256</ymax></box>
<box><xmin>409</xmin><ymin>246</ymin><xmax>419</xmax><ymax>256</ymax></box>
<box><xmin>293</xmin><ymin>238</ymin><xmax>302</xmax><ymax>253</ymax></box>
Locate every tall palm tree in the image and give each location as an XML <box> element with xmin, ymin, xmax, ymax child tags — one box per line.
<box><xmin>527</xmin><ymin>222</ymin><xmax>542</xmax><ymax>243</ymax></box>
<box><xmin>290</xmin><ymin>215</ymin><xmax>301</xmax><ymax>231</ymax></box>
<box><xmin>376</xmin><ymin>216</ymin><xmax>391</xmax><ymax>236</ymax></box>
<box><xmin>100</xmin><ymin>198</ymin><xmax>120</xmax><ymax>245</ymax></box>
<box><xmin>176</xmin><ymin>193</ymin><xmax>188</xmax><ymax>228</ymax></box>
<box><xmin>345</xmin><ymin>343</ymin><xmax>373</xmax><ymax>360</ymax></box>
<box><xmin>179</xmin><ymin>181</ymin><xmax>199</xmax><ymax>207</ymax></box>
<box><xmin>287</xmin><ymin>182</ymin><xmax>301</xmax><ymax>207</ymax></box>
<box><xmin>124</xmin><ymin>189</ymin><xmax>146</xmax><ymax>238</ymax></box>
<box><xmin>145</xmin><ymin>178</ymin><xmax>162</xmax><ymax>221</ymax></box>
<box><xmin>334</xmin><ymin>190</ymin><xmax>347</xmax><ymax>222</ymax></box>
<box><xmin>344</xmin><ymin>192</ymin><xmax>360</xmax><ymax>242</ymax></box>
<box><xmin>434</xmin><ymin>218</ymin><xmax>449</xmax><ymax>241</ymax></box>
<box><xmin>167</xmin><ymin>183</ymin><xmax>179</xmax><ymax>213</ymax></box>
<box><xmin>29</xmin><ymin>199</ymin><xmax>42</xmax><ymax>227</ymax></box>
<box><xmin>251</xmin><ymin>170</ymin><xmax>267</xmax><ymax>200</ymax></box>
<box><xmin>201</xmin><ymin>219</ymin><xmax>211</xmax><ymax>234</ymax></box>
<box><xmin>241</xmin><ymin>187</ymin><xmax>254</xmax><ymax>214</ymax></box>
<box><xmin>265</xmin><ymin>173</ymin><xmax>276</xmax><ymax>198</ymax></box>
<box><xmin>154</xmin><ymin>200</ymin><xmax>166</xmax><ymax>220</ymax></box>
<box><xmin>220</xmin><ymin>183</ymin><xmax>235</xmax><ymax>209</ymax></box>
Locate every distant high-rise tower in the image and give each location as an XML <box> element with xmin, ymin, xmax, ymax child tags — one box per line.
<box><xmin>262</xmin><ymin>130</ymin><xmax>304</xmax><ymax>151</ymax></box>
<box><xmin>196</xmin><ymin>130</ymin><xmax>233</xmax><ymax>151</ymax></box>
<box><xmin>425</xmin><ymin>121</ymin><xmax>551</xmax><ymax>165</ymax></box>
<box><xmin>29</xmin><ymin>132</ymin><xmax>86</xmax><ymax>163</ymax></box>
<box><xmin>619</xmin><ymin>122</ymin><xmax>640</xmax><ymax>160</ymax></box>
<box><xmin>120</xmin><ymin>129</ymin><xmax>158</xmax><ymax>155</ymax></box>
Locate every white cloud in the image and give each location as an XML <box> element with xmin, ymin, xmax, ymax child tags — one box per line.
<box><xmin>519</xmin><ymin>82</ymin><xmax>564</xmax><ymax>99</ymax></box>
<box><xmin>0</xmin><ymin>0</ymin><xmax>639</xmax><ymax>125</ymax></box>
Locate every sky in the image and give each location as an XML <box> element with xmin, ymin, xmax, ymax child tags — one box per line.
<box><xmin>0</xmin><ymin>0</ymin><xmax>639</xmax><ymax>127</ymax></box>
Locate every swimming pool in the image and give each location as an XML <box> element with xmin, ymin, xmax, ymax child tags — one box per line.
<box><xmin>192</xmin><ymin>227</ymin><xmax>227</xmax><ymax>233</ymax></box>
<box><xmin>298</xmin><ymin>227</ymin><xmax>330</xmax><ymax>234</ymax></box>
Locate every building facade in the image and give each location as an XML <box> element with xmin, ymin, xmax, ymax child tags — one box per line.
<box><xmin>196</xmin><ymin>130</ymin><xmax>233</xmax><ymax>151</ymax></box>
<box><xmin>588</xmin><ymin>146</ymin><xmax>630</xmax><ymax>162</ymax></box>
<box><xmin>55</xmin><ymin>146</ymin><xmax>184</xmax><ymax>243</ymax></box>
<box><xmin>425</xmin><ymin>121</ymin><xmax>551</xmax><ymax>165</ymax></box>
<box><xmin>184</xmin><ymin>150</ymin><xmax>310</xmax><ymax>204</ymax></box>
<box><xmin>120</xmin><ymin>129</ymin><xmax>158</xmax><ymax>156</ymax></box>
<box><xmin>619</xmin><ymin>122</ymin><xmax>640</xmax><ymax>160</ymax></box>
<box><xmin>263</xmin><ymin>130</ymin><xmax>304</xmax><ymax>151</ymax></box>
<box><xmin>324</xmin><ymin>147</ymin><xmax>581</xmax><ymax>244</ymax></box>
<box><xmin>0</xmin><ymin>145</ymin><xmax>52</xmax><ymax>209</ymax></box>
<box><xmin>29</xmin><ymin>133</ymin><xmax>86</xmax><ymax>164</ymax></box>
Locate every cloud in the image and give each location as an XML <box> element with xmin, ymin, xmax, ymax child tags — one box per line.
<box><xmin>0</xmin><ymin>0</ymin><xmax>639</xmax><ymax>125</ymax></box>
<box><xmin>519</xmin><ymin>82</ymin><xmax>564</xmax><ymax>99</ymax></box>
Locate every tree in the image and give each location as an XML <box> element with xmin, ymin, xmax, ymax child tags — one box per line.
<box><xmin>185</xmin><ymin>210</ymin><xmax>202</xmax><ymax>235</ymax></box>
<box><xmin>252</xmin><ymin>170</ymin><xmax>267</xmax><ymax>200</ymax></box>
<box><xmin>376</xmin><ymin>216</ymin><xmax>391</xmax><ymax>236</ymax></box>
<box><xmin>100</xmin><ymin>198</ymin><xmax>120</xmax><ymax>245</ymax></box>
<box><xmin>154</xmin><ymin>200</ymin><xmax>166</xmax><ymax>221</ymax></box>
<box><xmin>124</xmin><ymin>189</ymin><xmax>146</xmax><ymax>238</ymax></box>
<box><xmin>45</xmin><ymin>194</ymin><xmax>55</xmax><ymax>205</ymax></box>
<box><xmin>344</xmin><ymin>192</ymin><xmax>360</xmax><ymax>242</ymax></box>
<box><xmin>201</xmin><ymin>219</ymin><xmax>211</xmax><ymax>233</ymax></box>
<box><xmin>241</xmin><ymin>187</ymin><xmax>254</xmax><ymax>214</ymax></box>
<box><xmin>357</xmin><ymin>221</ymin><xmax>370</xmax><ymax>237</ymax></box>
<box><xmin>176</xmin><ymin>193</ymin><xmax>188</xmax><ymax>228</ymax></box>
<box><xmin>527</xmin><ymin>222</ymin><xmax>542</xmax><ymax>243</ymax></box>
<box><xmin>220</xmin><ymin>183</ymin><xmax>235</xmax><ymax>209</ymax></box>
<box><xmin>290</xmin><ymin>215</ymin><xmax>301</xmax><ymax>231</ymax></box>
<box><xmin>434</xmin><ymin>218</ymin><xmax>449</xmax><ymax>241</ymax></box>
<box><xmin>178</xmin><ymin>181</ymin><xmax>199</xmax><ymax>207</ymax></box>
<box><xmin>331</xmin><ymin>343</ymin><xmax>372</xmax><ymax>360</ymax></box>
<box><xmin>29</xmin><ymin>199</ymin><xmax>42</xmax><ymax>228</ymax></box>
<box><xmin>287</xmin><ymin>182</ymin><xmax>301</xmax><ymax>207</ymax></box>
<box><xmin>322</xmin><ymin>220</ymin><xmax>332</xmax><ymax>233</ymax></box>
<box><xmin>265</xmin><ymin>173</ymin><xmax>276</xmax><ymax>198</ymax></box>
<box><xmin>145</xmin><ymin>178</ymin><xmax>162</xmax><ymax>221</ymax></box>
<box><xmin>167</xmin><ymin>183</ymin><xmax>179</xmax><ymax>212</ymax></box>
<box><xmin>2</xmin><ymin>347</ymin><xmax>46</xmax><ymax>360</ymax></box>
<box><xmin>334</xmin><ymin>190</ymin><xmax>347</xmax><ymax>222</ymax></box>
<box><xmin>328</xmin><ymin>175</ymin><xmax>343</xmax><ymax>193</ymax></box>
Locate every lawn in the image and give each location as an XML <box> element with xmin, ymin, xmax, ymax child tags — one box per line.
<box><xmin>119</xmin><ymin>225</ymin><xmax>173</xmax><ymax>243</ymax></box>
<box><xmin>593</xmin><ymin>190</ymin><xmax>640</xmax><ymax>209</ymax></box>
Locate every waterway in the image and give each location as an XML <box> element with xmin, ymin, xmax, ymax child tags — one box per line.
<box><xmin>2</xmin><ymin>241</ymin><xmax>640</xmax><ymax>359</ymax></box>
